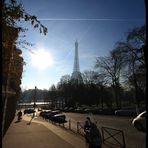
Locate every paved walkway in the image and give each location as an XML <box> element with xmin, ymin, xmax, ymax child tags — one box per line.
<box><xmin>3</xmin><ymin>114</ymin><xmax>120</xmax><ymax>148</ymax></box>
<box><xmin>2</xmin><ymin>115</ymin><xmax>87</xmax><ymax>148</ymax></box>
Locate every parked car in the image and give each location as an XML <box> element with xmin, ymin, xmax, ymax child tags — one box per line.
<box><xmin>24</xmin><ymin>108</ymin><xmax>36</xmax><ymax>114</ymax></box>
<box><xmin>115</xmin><ymin>109</ymin><xmax>136</xmax><ymax>116</ymax></box>
<box><xmin>132</xmin><ymin>111</ymin><xmax>146</xmax><ymax>132</ymax></box>
<box><xmin>51</xmin><ymin>114</ymin><xmax>66</xmax><ymax>124</ymax></box>
<box><xmin>47</xmin><ymin>110</ymin><xmax>61</xmax><ymax>120</ymax></box>
<box><xmin>74</xmin><ymin>107</ymin><xmax>84</xmax><ymax>113</ymax></box>
<box><xmin>40</xmin><ymin>110</ymin><xmax>51</xmax><ymax>118</ymax></box>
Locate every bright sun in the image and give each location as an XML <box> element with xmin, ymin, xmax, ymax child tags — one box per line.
<box><xmin>29</xmin><ymin>48</ymin><xmax>54</xmax><ymax>70</ymax></box>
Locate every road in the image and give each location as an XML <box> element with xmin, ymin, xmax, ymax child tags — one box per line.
<box><xmin>21</xmin><ymin>109</ymin><xmax>146</xmax><ymax>148</ymax></box>
<box><xmin>63</xmin><ymin>112</ymin><xmax>146</xmax><ymax>148</ymax></box>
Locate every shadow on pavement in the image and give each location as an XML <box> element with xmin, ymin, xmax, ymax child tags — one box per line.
<box><xmin>27</xmin><ymin>117</ymin><xmax>34</xmax><ymax>125</ymax></box>
<box><xmin>14</xmin><ymin>120</ymin><xmax>21</xmax><ymax>123</ymax></box>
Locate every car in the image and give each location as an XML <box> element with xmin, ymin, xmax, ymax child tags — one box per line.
<box><xmin>24</xmin><ymin>108</ymin><xmax>36</xmax><ymax>114</ymax></box>
<box><xmin>39</xmin><ymin>110</ymin><xmax>51</xmax><ymax>118</ymax></box>
<box><xmin>115</xmin><ymin>109</ymin><xmax>136</xmax><ymax>116</ymax></box>
<box><xmin>74</xmin><ymin>107</ymin><xmax>84</xmax><ymax>113</ymax></box>
<box><xmin>47</xmin><ymin>110</ymin><xmax>61</xmax><ymax>120</ymax></box>
<box><xmin>51</xmin><ymin>114</ymin><xmax>67</xmax><ymax>124</ymax></box>
<box><xmin>132</xmin><ymin>111</ymin><xmax>146</xmax><ymax>132</ymax></box>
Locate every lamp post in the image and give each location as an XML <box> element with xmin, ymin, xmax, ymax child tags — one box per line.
<box><xmin>34</xmin><ymin>86</ymin><xmax>37</xmax><ymax>110</ymax></box>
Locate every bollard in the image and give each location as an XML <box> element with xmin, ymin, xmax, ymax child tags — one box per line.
<box><xmin>69</xmin><ymin>119</ymin><xmax>71</xmax><ymax>129</ymax></box>
<box><xmin>77</xmin><ymin>122</ymin><xmax>79</xmax><ymax>133</ymax></box>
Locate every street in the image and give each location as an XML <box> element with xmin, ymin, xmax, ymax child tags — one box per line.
<box><xmin>64</xmin><ymin>112</ymin><xmax>146</xmax><ymax>148</ymax></box>
<box><xmin>21</xmin><ymin>110</ymin><xmax>146</xmax><ymax>148</ymax></box>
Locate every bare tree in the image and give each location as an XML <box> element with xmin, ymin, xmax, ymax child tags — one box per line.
<box><xmin>114</xmin><ymin>25</ymin><xmax>146</xmax><ymax>112</ymax></box>
<box><xmin>95</xmin><ymin>54</ymin><xmax>124</xmax><ymax>108</ymax></box>
<box><xmin>48</xmin><ymin>85</ymin><xmax>57</xmax><ymax>108</ymax></box>
<box><xmin>81</xmin><ymin>70</ymin><xmax>98</xmax><ymax>84</ymax></box>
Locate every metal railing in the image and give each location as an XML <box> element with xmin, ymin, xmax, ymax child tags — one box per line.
<box><xmin>40</xmin><ymin>116</ymin><xmax>126</xmax><ymax>148</ymax></box>
<box><xmin>102</xmin><ymin>126</ymin><xmax>126</xmax><ymax>148</ymax></box>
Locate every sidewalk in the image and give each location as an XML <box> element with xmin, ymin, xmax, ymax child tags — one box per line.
<box><xmin>2</xmin><ymin>115</ymin><xmax>87</xmax><ymax>148</ymax></box>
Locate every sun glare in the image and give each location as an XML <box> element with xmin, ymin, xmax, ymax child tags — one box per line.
<box><xmin>29</xmin><ymin>48</ymin><xmax>54</xmax><ymax>70</ymax></box>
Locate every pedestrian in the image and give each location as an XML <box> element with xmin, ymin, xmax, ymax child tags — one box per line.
<box><xmin>17</xmin><ymin>110</ymin><xmax>22</xmax><ymax>121</ymax></box>
<box><xmin>84</xmin><ymin>120</ymin><xmax>91</xmax><ymax>144</ymax></box>
<box><xmin>89</xmin><ymin>123</ymin><xmax>102</xmax><ymax>148</ymax></box>
<box><xmin>86</xmin><ymin>117</ymin><xmax>93</xmax><ymax>125</ymax></box>
<box><xmin>84</xmin><ymin>117</ymin><xmax>93</xmax><ymax>145</ymax></box>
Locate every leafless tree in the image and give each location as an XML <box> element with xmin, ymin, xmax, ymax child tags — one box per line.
<box><xmin>95</xmin><ymin>53</ymin><xmax>124</xmax><ymax>108</ymax></box>
<box><xmin>114</xmin><ymin>25</ymin><xmax>146</xmax><ymax>110</ymax></box>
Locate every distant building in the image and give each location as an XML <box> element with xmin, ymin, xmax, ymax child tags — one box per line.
<box><xmin>71</xmin><ymin>41</ymin><xmax>83</xmax><ymax>84</ymax></box>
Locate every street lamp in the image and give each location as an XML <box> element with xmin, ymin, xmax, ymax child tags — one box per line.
<box><xmin>34</xmin><ymin>86</ymin><xmax>37</xmax><ymax>109</ymax></box>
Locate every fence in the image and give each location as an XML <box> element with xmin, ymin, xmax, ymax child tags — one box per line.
<box><xmin>40</xmin><ymin>116</ymin><xmax>126</xmax><ymax>148</ymax></box>
<box><xmin>45</xmin><ymin>117</ymin><xmax>85</xmax><ymax>136</ymax></box>
<box><xmin>102</xmin><ymin>126</ymin><xmax>126</xmax><ymax>148</ymax></box>
<box><xmin>55</xmin><ymin>120</ymin><xmax>126</xmax><ymax>148</ymax></box>
<box><xmin>77</xmin><ymin>121</ymin><xmax>85</xmax><ymax>135</ymax></box>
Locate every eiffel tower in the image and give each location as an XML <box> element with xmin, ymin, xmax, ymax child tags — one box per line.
<box><xmin>71</xmin><ymin>41</ymin><xmax>83</xmax><ymax>84</ymax></box>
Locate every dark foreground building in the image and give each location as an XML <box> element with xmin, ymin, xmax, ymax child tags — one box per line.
<box><xmin>2</xmin><ymin>26</ymin><xmax>23</xmax><ymax>137</ymax></box>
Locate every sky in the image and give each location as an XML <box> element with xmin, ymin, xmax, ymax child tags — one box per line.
<box><xmin>17</xmin><ymin>0</ymin><xmax>146</xmax><ymax>90</ymax></box>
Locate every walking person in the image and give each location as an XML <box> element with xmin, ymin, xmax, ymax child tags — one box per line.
<box><xmin>88</xmin><ymin>123</ymin><xmax>102</xmax><ymax>148</ymax></box>
<box><xmin>17</xmin><ymin>110</ymin><xmax>22</xmax><ymax>121</ymax></box>
<box><xmin>84</xmin><ymin>120</ymin><xmax>91</xmax><ymax>145</ymax></box>
<box><xmin>84</xmin><ymin>117</ymin><xmax>93</xmax><ymax>146</ymax></box>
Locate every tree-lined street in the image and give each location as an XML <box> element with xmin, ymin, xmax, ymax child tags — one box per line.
<box><xmin>3</xmin><ymin>1</ymin><xmax>146</xmax><ymax>148</ymax></box>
